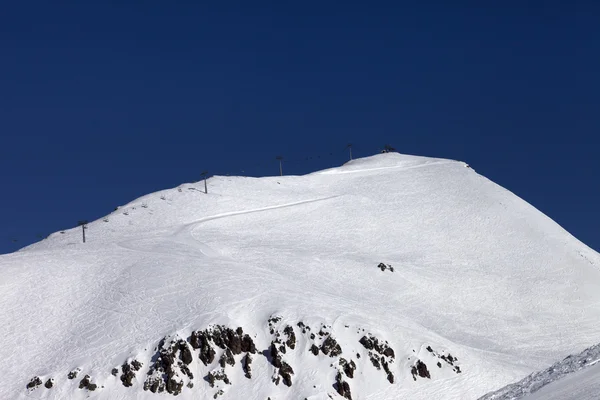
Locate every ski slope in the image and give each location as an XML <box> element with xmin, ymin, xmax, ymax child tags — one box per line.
<box><xmin>1</xmin><ymin>153</ymin><xmax>599</xmax><ymax>400</ymax></box>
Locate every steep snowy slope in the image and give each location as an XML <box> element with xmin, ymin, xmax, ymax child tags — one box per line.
<box><xmin>2</xmin><ymin>153</ymin><xmax>599</xmax><ymax>400</ymax></box>
<box><xmin>480</xmin><ymin>342</ymin><xmax>600</xmax><ymax>399</ymax></box>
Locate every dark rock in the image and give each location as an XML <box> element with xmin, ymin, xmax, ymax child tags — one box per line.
<box><xmin>44</xmin><ymin>379</ymin><xmax>53</xmax><ymax>389</ymax></box>
<box><xmin>236</xmin><ymin>327</ymin><xmax>243</xmax><ymax>335</ymax></box>
<box><xmin>310</xmin><ymin>344</ymin><xmax>320</xmax><ymax>356</ymax></box>
<box><xmin>111</xmin><ymin>368</ymin><xmax>119</xmax><ymax>376</ymax></box>
<box><xmin>383</xmin><ymin>347</ymin><xmax>395</xmax><ymax>359</ymax></box>
<box><xmin>270</xmin><ymin>342</ymin><xmax>282</xmax><ymax>368</ymax></box>
<box><xmin>131</xmin><ymin>359</ymin><xmax>143</xmax><ymax>370</ymax></box>
<box><xmin>121</xmin><ymin>362</ymin><xmax>136</xmax><ymax>387</ymax></box>
<box><xmin>190</xmin><ymin>331</ymin><xmax>216</xmax><ymax>365</ymax></box>
<box><xmin>369</xmin><ymin>354</ymin><xmax>381</xmax><ymax>370</ymax></box>
<box><xmin>454</xmin><ymin>366</ymin><xmax>461</xmax><ymax>373</ymax></box>
<box><xmin>339</xmin><ymin>358</ymin><xmax>356</xmax><ymax>379</ymax></box>
<box><xmin>219</xmin><ymin>349</ymin><xmax>235</xmax><ymax>368</ymax></box>
<box><xmin>241</xmin><ymin>334</ymin><xmax>257</xmax><ymax>354</ymax></box>
<box><xmin>67</xmin><ymin>370</ymin><xmax>79</xmax><ymax>380</ymax></box>
<box><xmin>382</xmin><ymin>359</ymin><xmax>394</xmax><ymax>383</ymax></box>
<box><xmin>166</xmin><ymin>377</ymin><xmax>183</xmax><ymax>395</ymax></box>
<box><xmin>437</xmin><ymin>362</ymin><xmax>442</xmax><ymax>368</ymax></box>
<box><xmin>411</xmin><ymin>360</ymin><xmax>431</xmax><ymax>380</ymax></box>
<box><xmin>279</xmin><ymin>361</ymin><xmax>294</xmax><ymax>387</ymax></box>
<box><xmin>321</xmin><ymin>336</ymin><xmax>342</xmax><ymax>357</ymax></box>
<box><xmin>26</xmin><ymin>377</ymin><xmax>42</xmax><ymax>389</ymax></box>
<box><xmin>79</xmin><ymin>375</ymin><xmax>91</xmax><ymax>389</ymax></box>
<box><xmin>284</xmin><ymin>325</ymin><xmax>296</xmax><ymax>350</ymax></box>
<box><xmin>214</xmin><ymin>389</ymin><xmax>224</xmax><ymax>399</ymax></box>
<box><xmin>359</xmin><ymin>336</ymin><xmax>374</xmax><ymax>350</ymax></box>
<box><xmin>310</xmin><ymin>333</ymin><xmax>315</xmax><ymax>340</ymax></box>
<box><xmin>426</xmin><ymin>346</ymin><xmax>434</xmax><ymax>353</ymax></box>
<box><xmin>242</xmin><ymin>354</ymin><xmax>253</xmax><ymax>379</ymax></box>
<box><xmin>179</xmin><ymin>341</ymin><xmax>193</xmax><ymax>365</ymax></box>
<box><xmin>206</xmin><ymin>370</ymin><xmax>229</xmax><ymax>388</ymax></box>
<box><xmin>335</xmin><ymin>372</ymin><xmax>352</xmax><ymax>400</ymax></box>
<box><xmin>88</xmin><ymin>383</ymin><xmax>97</xmax><ymax>391</ymax></box>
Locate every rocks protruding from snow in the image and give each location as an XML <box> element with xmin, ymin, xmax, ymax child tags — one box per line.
<box><xmin>206</xmin><ymin>369</ymin><xmax>230</xmax><ymax>387</ymax></box>
<box><xmin>219</xmin><ymin>348</ymin><xmax>235</xmax><ymax>368</ymax></box>
<box><xmin>425</xmin><ymin>345</ymin><xmax>462</xmax><ymax>375</ymax></box>
<box><xmin>411</xmin><ymin>360</ymin><xmax>431</xmax><ymax>380</ymax></box>
<box><xmin>26</xmin><ymin>377</ymin><xmax>42</xmax><ymax>390</ymax></box>
<box><xmin>335</xmin><ymin>372</ymin><xmax>352</xmax><ymax>400</ymax></box>
<box><xmin>190</xmin><ymin>325</ymin><xmax>256</xmax><ymax>366</ymax></box>
<box><xmin>266</xmin><ymin>316</ymin><xmax>297</xmax><ymax>387</ymax></box>
<box><xmin>339</xmin><ymin>358</ymin><xmax>357</xmax><ymax>378</ymax></box>
<box><xmin>120</xmin><ymin>359</ymin><xmax>142</xmax><ymax>387</ymax></box>
<box><xmin>359</xmin><ymin>333</ymin><xmax>396</xmax><ymax>383</ymax></box>
<box><xmin>190</xmin><ymin>330</ymin><xmax>216</xmax><ymax>365</ymax></box>
<box><xmin>310</xmin><ymin>344</ymin><xmax>320</xmax><ymax>356</ymax></box>
<box><xmin>377</xmin><ymin>263</ymin><xmax>394</xmax><ymax>272</ymax></box>
<box><xmin>44</xmin><ymin>378</ymin><xmax>54</xmax><ymax>389</ymax></box>
<box><xmin>297</xmin><ymin>321</ymin><xmax>310</xmax><ymax>334</ymax></box>
<box><xmin>321</xmin><ymin>336</ymin><xmax>342</xmax><ymax>357</ymax></box>
<box><xmin>26</xmin><ymin>319</ymin><xmax>462</xmax><ymax>397</ymax></box>
<box><xmin>283</xmin><ymin>325</ymin><xmax>296</xmax><ymax>350</ymax></box>
<box><xmin>144</xmin><ymin>336</ymin><xmax>193</xmax><ymax>395</ymax></box>
<box><xmin>67</xmin><ymin>369</ymin><xmax>80</xmax><ymax>380</ymax></box>
<box><xmin>242</xmin><ymin>354</ymin><xmax>252</xmax><ymax>379</ymax></box>
<box><xmin>79</xmin><ymin>375</ymin><xmax>97</xmax><ymax>391</ymax></box>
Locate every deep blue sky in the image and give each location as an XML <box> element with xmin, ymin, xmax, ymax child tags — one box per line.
<box><xmin>1</xmin><ymin>1</ymin><xmax>598</xmax><ymax>254</ymax></box>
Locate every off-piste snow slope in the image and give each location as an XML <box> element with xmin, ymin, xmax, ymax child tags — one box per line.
<box><xmin>1</xmin><ymin>153</ymin><xmax>599</xmax><ymax>400</ymax></box>
<box><xmin>480</xmin><ymin>341</ymin><xmax>600</xmax><ymax>399</ymax></box>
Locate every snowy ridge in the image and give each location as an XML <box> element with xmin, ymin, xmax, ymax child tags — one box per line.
<box><xmin>2</xmin><ymin>153</ymin><xmax>600</xmax><ymax>399</ymax></box>
<box><xmin>479</xmin><ymin>342</ymin><xmax>600</xmax><ymax>399</ymax></box>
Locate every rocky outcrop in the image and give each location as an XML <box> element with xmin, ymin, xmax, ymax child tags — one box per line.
<box><xmin>144</xmin><ymin>337</ymin><xmax>193</xmax><ymax>395</ymax></box>
<box><xmin>339</xmin><ymin>358</ymin><xmax>357</xmax><ymax>378</ymax></box>
<box><xmin>335</xmin><ymin>372</ymin><xmax>352</xmax><ymax>399</ymax></box>
<box><xmin>26</xmin><ymin>377</ymin><xmax>42</xmax><ymax>390</ymax></box>
<box><xmin>67</xmin><ymin>369</ymin><xmax>80</xmax><ymax>380</ymax></box>
<box><xmin>24</xmin><ymin>319</ymin><xmax>460</xmax><ymax>397</ymax></box>
<box><xmin>242</xmin><ymin>354</ymin><xmax>252</xmax><ymax>379</ymax></box>
<box><xmin>377</xmin><ymin>263</ymin><xmax>394</xmax><ymax>272</ymax></box>
<box><xmin>79</xmin><ymin>375</ymin><xmax>97</xmax><ymax>391</ymax></box>
<box><xmin>359</xmin><ymin>333</ymin><xmax>396</xmax><ymax>383</ymax></box>
<box><xmin>120</xmin><ymin>359</ymin><xmax>142</xmax><ymax>387</ymax></box>
<box><xmin>321</xmin><ymin>336</ymin><xmax>342</xmax><ymax>357</ymax></box>
<box><xmin>411</xmin><ymin>360</ymin><xmax>431</xmax><ymax>380</ymax></box>
<box><xmin>425</xmin><ymin>345</ymin><xmax>462</xmax><ymax>374</ymax></box>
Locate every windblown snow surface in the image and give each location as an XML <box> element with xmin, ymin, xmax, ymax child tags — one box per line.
<box><xmin>480</xmin><ymin>342</ymin><xmax>600</xmax><ymax>400</ymax></box>
<box><xmin>2</xmin><ymin>153</ymin><xmax>599</xmax><ymax>400</ymax></box>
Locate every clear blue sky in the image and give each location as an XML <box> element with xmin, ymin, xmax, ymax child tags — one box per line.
<box><xmin>1</xmin><ymin>1</ymin><xmax>598</xmax><ymax>254</ymax></box>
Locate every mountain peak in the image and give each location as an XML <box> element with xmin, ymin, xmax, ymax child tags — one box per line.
<box><xmin>3</xmin><ymin>154</ymin><xmax>599</xmax><ymax>399</ymax></box>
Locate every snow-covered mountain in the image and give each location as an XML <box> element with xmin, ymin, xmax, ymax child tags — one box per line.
<box><xmin>2</xmin><ymin>153</ymin><xmax>599</xmax><ymax>400</ymax></box>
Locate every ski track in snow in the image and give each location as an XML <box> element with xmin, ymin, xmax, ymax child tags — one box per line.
<box><xmin>118</xmin><ymin>195</ymin><xmax>341</xmax><ymax>258</ymax></box>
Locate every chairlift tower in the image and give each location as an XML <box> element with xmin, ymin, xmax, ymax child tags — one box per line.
<box><xmin>276</xmin><ymin>156</ymin><xmax>283</xmax><ymax>176</ymax></box>
<box><xmin>77</xmin><ymin>220</ymin><xmax>88</xmax><ymax>243</ymax></box>
<box><xmin>201</xmin><ymin>171</ymin><xmax>208</xmax><ymax>194</ymax></box>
